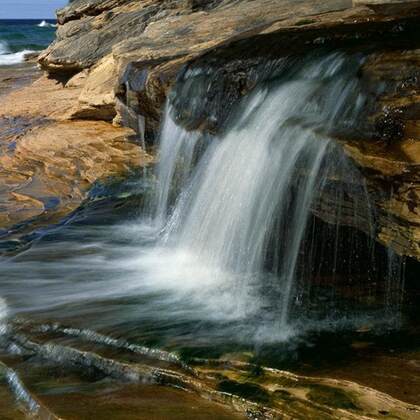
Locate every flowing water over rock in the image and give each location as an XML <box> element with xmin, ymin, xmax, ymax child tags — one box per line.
<box><xmin>143</xmin><ymin>52</ymin><xmax>403</xmax><ymax>338</ymax></box>
<box><xmin>0</xmin><ymin>52</ymin><xmax>406</xmax><ymax>341</ymax></box>
<box><xmin>0</xmin><ymin>52</ymin><xmax>417</xmax><ymax>417</ymax></box>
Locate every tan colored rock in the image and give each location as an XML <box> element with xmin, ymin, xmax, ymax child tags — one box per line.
<box><xmin>32</xmin><ymin>0</ymin><xmax>420</xmax><ymax>260</ymax></box>
<box><xmin>350</xmin><ymin>50</ymin><xmax>420</xmax><ymax>259</ymax></box>
<box><xmin>68</xmin><ymin>54</ymin><xmax>119</xmax><ymax>120</ymax></box>
<box><xmin>309</xmin><ymin>48</ymin><xmax>420</xmax><ymax>259</ymax></box>
<box><xmin>194</xmin><ymin>359</ymin><xmax>420</xmax><ymax>420</ymax></box>
<box><xmin>0</xmin><ymin>119</ymin><xmax>151</xmax><ymax>230</ymax></box>
<box><xmin>65</xmin><ymin>69</ymin><xmax>89</xmax><ymax>88</ymax></box>
<box><xmin>40</xmin><ymin>0</ymin><xmax>420</xmax><ymax>76</ymax></box>
<box><xmin>0</xmin><ymin>63</ymin><xmax>40</xmax><ymax>99</ymax></box>
<box><xmin>38</xmin><ymin>0</ymin><xmax>420</xmax><ymax>131</ymax></box>
<box><xmin>0</xmin><ymin>74</ymin><xmax>152</xmax><ymax>233</ymax></box>
<box><xmin>342</xmin><ymin>140</ymin><xmax>420</xmax><ymax>258</ymax></box>
<box><xmin>0</xmin><ymin>75</ymin><xmax>81</xmax><ymax>120</ymax></box>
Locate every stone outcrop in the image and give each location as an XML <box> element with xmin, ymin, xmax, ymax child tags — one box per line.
<box><xmin>2</xmin><ymin>318</ymin><xmax>420</xmax><ymax>420</ymax></box>
<box><xmin>39</xmin><ymin>0</ymin><xmax>420</xmax><ymax>129</ymax></box>
<box><xmin>0</xmin><ymin>73</ymin><xmax>152</xmax><ymax>238</ymax></box>
<box><xmin>34</xmin><ymin>0</ymin><xmax>420</xmax><ymax>259</ymax></box>
<box><xmin>342</xmin><ymin>50</ymin><xmax>420</xmax><ymax>259</ymax></box>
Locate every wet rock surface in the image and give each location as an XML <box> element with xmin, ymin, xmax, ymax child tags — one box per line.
<box><xmin>35</xmin><ymin>0</ymin><xmax>420</xmax><ymax>260</ymax></box>
<box><xmin>0</xmin><ymin>73</ymin><xmax>152</xmax><ymax>236</ymax></box>
<box><xmin>1</xmin><ymin>318</ymin><xmax>420</xmax><ymax>420</ymax></box>
<box><xmin>0</xmin><ymin>63</ymin><xmax>40</xmax><ymax>99</ymax></box>
<box><xmin>1</xmin><ymin>2</ymin><xmax>420</xmax><ymax>418</ymax></box>
<box><xmin>342</xmin><ymin>49</ymin><xmax>420</xmax><ymax>259</ymax></box>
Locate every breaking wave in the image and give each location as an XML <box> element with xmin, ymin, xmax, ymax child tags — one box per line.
<box><xmin>0</xmin><ymin>38</ymin><xmax>35</xmax><ymax>65</ymax></box>
<box><xmin>0</xmin><ymin>40</ymin><xmax>9</xmax><ymax>54</ymax></box>
<box><xmin>0</xmin><ymin>49</ymin><xmax>35</xmax><ymax>66</ymax></box>
<box><xmin>37</xmin><ymin>20</ymin><xmax>56</xmax><ymax>28</ymax></box>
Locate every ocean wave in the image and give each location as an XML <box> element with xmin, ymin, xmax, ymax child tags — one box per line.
<box><xmin>0</xmin><ymin>39</ymin><xmax>35</xmax><ymax>66</ymax></box>
<box><xmin>37</xmin><ymin>20</ymin><xmax>56</xmax><ymax>28</ymax></box>
<box><xmin>0</xmin><ymin>40</ymin><xmax>10</xmax><ymax>54</ymax></box>
<box><xmin>0</xmin><ymin>49</ymin><xmax>35</xmax><ymax>66</ymax></box>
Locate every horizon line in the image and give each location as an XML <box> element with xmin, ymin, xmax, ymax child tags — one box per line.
<box><xmin>0</xmin><ymin>18</ymin><xmax>57</xmax><ymax>20</ymax></box>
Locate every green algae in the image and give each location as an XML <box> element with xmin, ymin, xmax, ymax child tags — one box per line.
<box><xmin>306</xmin><ymin>384</ymin><xmax>359</xmax><ymax>410</ymax></box>
<box><xmin>217</xmin><ymin>379</ymin><xmax>271</xmax><ymax>404</ymax></box>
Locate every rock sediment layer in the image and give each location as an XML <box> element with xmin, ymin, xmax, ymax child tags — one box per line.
<box><xmin>16</xmin><ymin>0</ymin><xmax>420</xmax><ymax>259</ymax></box>
<box><xmin>0</xmin><ymin>73</ymin><xmax>151</xmax><ymax>237</ymax></box>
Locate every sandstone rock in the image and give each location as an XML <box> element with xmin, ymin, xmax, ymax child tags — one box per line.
<box><xmin>349</xmin><ymin>49</ymin><xmax>420</xmax><ymax>258</ymax></box>
<box><xmin>57</xmin><ymin>0</ymin><xmax>134</xmax><ymax>25</ymax></box>
<box><xmin>0</xmin><ymin>119</ymin><xmax>150</xmax><ymax>232</ymax></box>
<box><xmin>354</xmin><ymin>0</ymin><xmax>418</xmax><ymax>5</ymax></box>
<box><xmin>68</xmin><ymin>54</ymin><xmax>118</xmax><ymax>120</ymax></box>
<box><xmin>0</xmin><ymin>75</ymin><xmax>81</xmax><ymax>120</ymax></box>
<box><xmin>0</xmin><ymin>76</ymin><xmax>152</xmax><ymax>235</ymax></box>
<box><xmin>39</xmin><ymin>0</ymin><xmax>420</xmax><ymax>137</ymax></box>
<box><xmin>36</xmin><ymin>0</ymin><xmax>420</xmax><ymax>259</ymax></box>
<box><xmin>5</xmin><ymin>322</ymin><xmax>420</xmax><ymax>420</ymax></box>
<box><xmin>0</xmin><ymin>64</ymin><xmax>41</xmax><ymax>99</ymax></box>
<box><xmin>40</xmin><ymin>0</ymin><xmax>420</xmax><ymax>77</ymax></box>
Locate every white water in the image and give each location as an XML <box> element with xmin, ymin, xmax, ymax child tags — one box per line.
<box><xmin>153</xmin><ymin>109</ymin><xmax>202</xmax><ymax>229</ymax></box>
<box><xmin>4</xmin><ymin>369</ymin><xmax>40</xmax><ymax>414</ymax></box>
<box><xmin>137</xmin><ymin>53</ymin><xmax>369</xmax><ymax>335</ymax></box>
<box><xmin>0</xmin><ymin>50</ymin><xmax>34</xmax><ymax>66</ymax></box>
<box><xmin>0</xmin><ymin>53</ymin><xmax>404</xmax><ymax>347</ymax></box>
<box><xmin>37</xmin><ymin>20</ymin><xmax>56</xmax><ymax>28</ymax></box>
<box><xmin>0</xmin><ymin>41</ymin><xmax>34</xmax><ymax>66</ymax></box>
<box><xmin>0</xmin><ymin>297</ymin><xmax>8</xmax><ymax>325</ymax></box>
<box><xmin>0</xmin><ymin>41</ymin><xmax>9</xmax><ymax>54</ymax></box>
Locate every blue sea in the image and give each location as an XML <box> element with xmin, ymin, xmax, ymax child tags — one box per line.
<box><xmin>0</xmin><ymin>19</ymin><xmax>56</xmax><ymax>66</ymax></box>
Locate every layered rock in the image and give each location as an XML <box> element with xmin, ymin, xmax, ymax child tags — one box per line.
<box><xmin>39</xmin><ymin>0</ymin><xmax>420</xmax><ymax>127</ymax></box>
<box><xmin>2</xmin><ymin>318</ymin><xmax>420</xmax><ymax>419</ymax></box>
<box><xmin>36</xmin><ymin>0</ymin><xmax>420</xmax><ymax>259</ymax></box>
<box><xmin>0</xmin><ymin>73</ymin><xmax>151</xmax><ymax>238</ymax></box>
<box><xmin>342</xmin><ymin>50</ymin><xmax>420</xmax><ymax>259</ymax></box>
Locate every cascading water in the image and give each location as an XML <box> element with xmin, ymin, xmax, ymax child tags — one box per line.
<box><xmin>0</xmin><ymin>30</ymin><xmax>418</xmax><ymax>414</ymax></box>
<box><xmin>153</xmin><ymin>109</ymin><xmax>202</xmax><ymax>229</ymax></box>
<box><xmin>142</xmin><ymin>52</ymin><xmax>402</xmax><ymax>337</ymax></box>
<box><xmin>0</xmin><ymin>52</ymin><xmax>405</xmax><ymax>350</ymax></box>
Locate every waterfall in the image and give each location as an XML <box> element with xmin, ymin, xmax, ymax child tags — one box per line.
<box><xmin>0</xmin><ymin>52</ymin><xmax>405</xmax><ymax>347</ymax></box>
<box><xmin>153</xmin><ymin>108</ymin><xmax>202</xmax><ymax>229</ymax></box>
<box><xmin>118</xmin><ymin>53</ymin><xmax>406</xmax><ymax>341</ymax></box>
<box><xmin>165</xmin><ymin>85</ymin><xmax>335</xmax><ymax>326</ymax></box>
<box><xmin>137</xmin><ymin>52</ymin><xmax>403</xmax><ymax>339</ymax></box>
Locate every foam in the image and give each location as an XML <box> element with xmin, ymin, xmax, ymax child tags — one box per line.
<box><xmin>0</xmin><ymin>49</ymin><xmax>35</xmax><ymax>66</ymax></box>
<box><xmin>38</xmin><ymin>20</ymin><xmax>56</xmax><ymax>28</ymax></box>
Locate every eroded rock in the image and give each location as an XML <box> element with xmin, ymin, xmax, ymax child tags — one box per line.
<box><xmin>35</xmin><ymin>0</ymin><xmax>420</xmax><ymax>260</ymax></box>
<box><xmin>0</xmin><ymin>75</ymin><xmax>152</xmax><ymax>235</ymax></box>
<box><xmin>3</xmin><ymin>323</ymin><xmax>420</xmax><ymax>420</ymax></box>
<box><xmin>39</xmin><ymin>0</ymin><xmax>420</xmax><ymax>130</ymax></box>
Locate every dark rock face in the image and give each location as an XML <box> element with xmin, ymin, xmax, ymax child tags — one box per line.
<box><xmin>38</xmin><ymin>0</ymin><xmax>420</xmax><ymax>260</ymax></box>
<box><xmin>374</xmin><ymin>111</ymin><xmax>405</xmax><ymax>144</ymax></box>
<box><xmin>341</xmin><ymin>50</ymin><xmax>420</xmax><ymax>259</ymax></box>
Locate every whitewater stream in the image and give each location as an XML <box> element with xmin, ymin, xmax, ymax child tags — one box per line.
<box><xmin>0</xmin><ymin>52</ymin><xmax>417</xmax><ymax>417</ymax></box>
